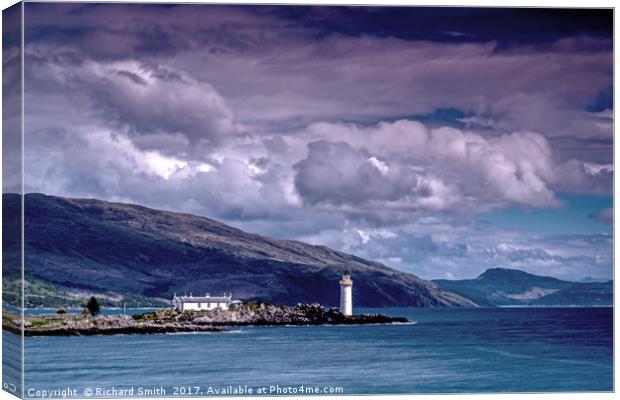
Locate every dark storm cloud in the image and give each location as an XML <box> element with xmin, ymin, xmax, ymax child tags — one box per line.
<box><xmin>268</xmin><ymin>6</ymin><xmax>613</xmax><ymax>48</ymax></box>
<box><xmin>24</xmin><ymin>53</ymin><xmax>238</xmax><ymax>156</ymax></box>
<box><xmin>23</xmin><ymin>5</ymin><xmax>612</xmax><ymax>146</ymax></box>
<box><xmin>23</xmin><ymin>3</ymin><xmax>296</xmax><ymax>61</ymax></box>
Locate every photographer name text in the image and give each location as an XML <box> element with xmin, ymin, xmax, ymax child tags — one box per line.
<box><xmin>25</xmin><ymin>384</ymin><xmax>344</xmax><ymax>398</ymax></box>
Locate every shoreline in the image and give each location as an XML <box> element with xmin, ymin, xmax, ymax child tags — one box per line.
<box><xmin>2</xmin><ymin>323</ymin><xmax>223</xmax><ymax>337</ymax></box>
<box><xmin>2</xmin><ymin>302</ymin><xmax>409</xmax><ymax>337</ymax></box>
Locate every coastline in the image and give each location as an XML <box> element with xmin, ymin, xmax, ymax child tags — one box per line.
<box><xmin>2</xmin><ymin>322</ymin><xmax>223</xmax><ymax>337</ymax></box>
<box><xmin>2</xmin><ymin>302</ymin><xmax>408</xmax><ymax>336</ymax></box>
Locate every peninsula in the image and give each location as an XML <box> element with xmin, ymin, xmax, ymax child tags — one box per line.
<box><xmin>2</xmin><ymin>302</ymin><xmax>408</xmax><ymax>336</ymax></box>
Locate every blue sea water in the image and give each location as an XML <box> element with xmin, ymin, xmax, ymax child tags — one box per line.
<box><xmin>2</xmin><ymin>307</ymin><xmax>613</xmax><ymax>397</ymax></box>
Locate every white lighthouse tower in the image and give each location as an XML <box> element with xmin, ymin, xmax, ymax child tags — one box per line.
<box><xmin>339</xmin><ymin>271</ymin><xmax>353</xmax><ymax>316</ymax></box>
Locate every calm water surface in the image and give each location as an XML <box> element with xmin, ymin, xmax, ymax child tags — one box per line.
<box><xmin>2</xmin><ymin>307</ymin><xmax>613</xmax><ymax>396</ymax></box>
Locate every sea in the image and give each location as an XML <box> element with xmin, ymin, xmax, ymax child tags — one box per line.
<box><xmin>2</xmin><ymin>307</ymin><xmax>613</xmax><ymax>397</ymax></box>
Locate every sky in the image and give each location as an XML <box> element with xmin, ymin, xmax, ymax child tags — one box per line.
<box><xmin>6</xmin><ymin>4</ymin><xmax>613</xmax><ymax>281</ymax></box>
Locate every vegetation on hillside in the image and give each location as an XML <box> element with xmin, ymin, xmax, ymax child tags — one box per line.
<box><xmin>2</xmin><ymin>275</ymin><xmax>168</xmax><ymax>308</ymax></box>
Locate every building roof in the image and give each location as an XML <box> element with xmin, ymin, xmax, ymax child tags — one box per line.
<box><xmin>175</xmin><ymin>296</ymin><xmax>231</xmax><ymax>303</ymax></box>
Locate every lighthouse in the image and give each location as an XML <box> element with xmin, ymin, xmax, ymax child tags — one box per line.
<box><xmin>339</xmin><ymin>271</ymin><xmax>353</xmax><ymax>316</ymax></box>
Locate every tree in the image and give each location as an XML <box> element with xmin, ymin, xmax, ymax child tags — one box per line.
<box><xmin>85</xmin><ymin>297</ymin><xmax>101</xmax><ymax>317</ymax></box>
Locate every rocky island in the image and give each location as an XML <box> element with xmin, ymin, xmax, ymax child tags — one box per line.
<box><xmin>2</xmin><ymin>302</ymin><xmax>408</xmax><ymax>336</ymax></box>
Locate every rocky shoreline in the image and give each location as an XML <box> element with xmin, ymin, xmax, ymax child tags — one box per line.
<box><xmin>2</xmin><ymin>302</ymin><xmax>408</xmax><ymax>336</ymax></box>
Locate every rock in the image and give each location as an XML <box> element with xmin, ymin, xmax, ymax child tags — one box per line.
<box><xmin>3</xmin><ymin>302</ymin><xmax>407</xmax><ymax>337</ymax></box>
<box><xmin>182</xmin><ymin>302</ymin><xmax>408</xmax><ymax>326</ymax></box>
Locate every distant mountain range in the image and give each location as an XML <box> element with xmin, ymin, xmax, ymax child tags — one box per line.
<box><xmin>2</xmin><ymin>193</ymin><xmax>477</xmax><ymax>308</ymax></box>
<box><xmin>433</xmin><ymin>268</ymin><xmax>613</xmax><ymax>307</ymax></box>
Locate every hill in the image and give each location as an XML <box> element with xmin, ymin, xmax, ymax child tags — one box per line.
<box><xmin>2</xmin><ymin>276</ymin><xmax>167</xmax><ymax>308</ymax></box>
<box><xmin>2</xmin><ymin>193</ymin><xmax>477</xmax><ymax>308</ymax></box>
<box><xmin>433</xmin><ymin>268</ymin><xmax>612</xmax><ymax>307</ymax></box>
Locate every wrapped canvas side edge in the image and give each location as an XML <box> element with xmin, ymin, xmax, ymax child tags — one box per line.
<box><xmin>2</xmin><ymin>2</ymin><xmax>24</xmax><ymax>399</ymax></box>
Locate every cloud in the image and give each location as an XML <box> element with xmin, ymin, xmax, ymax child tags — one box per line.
<box><xmin>292</xmin><ymin>121</ymin><xmax>561</xmax><ymax>212</ymax></box>
<box><xmin>24</xmin><ymin>50</ymin><xmax>239</xmax><ymax>159</ymax></box>
<box><xmin>552</xmin><ymin>159</ymin><xmax>613</xmax><ymax>196</ymax></box>
<box><xmin>91</xmin><ymin>61</ymin><xmax>237</xmax><ymax>146</ymax></box>
<box><xmin>23</xmin><ymin>125</ymin><xmax>308</xmax><ymax>228</ymax></box>
<box><xmin>293</xmin><ymin>140</ymin><xmax>419</xmax><ymax>206</ymax></box>
<box><xmin>24</xmin><ymin>6</ymin><xmax>612</xmax><ymax>142</ymax></box>
<box><xmin>590</xmin><ymin>208</ymin><xmax>613</xmax><ymax>224</ymax></box>
<box><xmin>23</xmin><ymin>108</ymin><xmax>610</xmax><ymax>243</ymax></box>
<box><xmin>299</xmin><ymin>221</ymin><xmax>612</xmax><ymax>281</ymax></box>
<box><xmin>17</xmin><ymin>4</ymin><xmax>612</xmax><ymax>283</ymax></box>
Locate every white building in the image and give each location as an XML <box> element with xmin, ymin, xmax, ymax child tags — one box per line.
<box><xmin>171</xmin><ymin>293</ymin><xmax>234</xmax><ymax>311</ymax></box>
<box><xmin>339</xmin><ymin>271</ymin><xmax>353</xmax><ymax>316</ymax></box>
